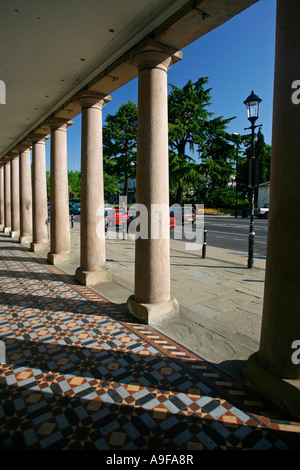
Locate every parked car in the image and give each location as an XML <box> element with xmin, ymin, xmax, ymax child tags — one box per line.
<box><xmin>105</xmin><ymin>208</ymin><xmax>129</xmax><ymax>227</ymax></box>
<box><xmin>169</xmin><ymin>211</ymin><xmax>176</xmax><ymax>230</ymax></box>
<box><xmin>127</xmin><ymin>210</ymin><xmax>176</xmax><ymax>233</ymax></box>
<box><xmin>70</xmin><ymin>203</ymin><xmax>81</xmax><ymax>215</ymax></box>
<box><xmin>172</xmin><ymin>206</ymin><xmax>196</xmax><ymax>224</ymax></box>
<box><xmin>254</xmin><ymin>203</ymin><xmax>269</xmax><ymax>219</ymax></box>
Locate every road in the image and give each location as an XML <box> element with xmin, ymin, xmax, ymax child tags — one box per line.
<box><xmin>173</xmin><ymin>215</ymin><xmax>268</xmax><ymax>259</ymax></box>
<box><xmin>70</xmin><ymin>213</ymin><xmax>268</xmax><ymax>259</ymax></box>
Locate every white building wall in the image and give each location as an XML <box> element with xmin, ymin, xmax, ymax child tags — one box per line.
<box><xmin>257</xmin><ymin>182</ymin><xmax>270</xmax><ymax>207</ymax></box>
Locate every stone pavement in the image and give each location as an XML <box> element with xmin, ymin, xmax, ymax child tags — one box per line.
<box><xmin>42</xmin><ymin>217</ymin><xmax>265</xmax><ymax>381</ymax></box>
<box><xmin>1</xmin><ymin>227</ymin><xmax>300</xmax><ymax>450</ymax></box>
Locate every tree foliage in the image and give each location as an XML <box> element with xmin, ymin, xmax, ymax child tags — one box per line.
<box><xmin>168</xmin><ymin>77</ymin><xmax>236</xmax><ymax>205</ymax></box>
<box><xmin>168</xmin><ymin>78</ymin><xmax>211</xmax><ymax>205</ymax></box>
<box><xmin>199</xmin><ymin>117</ymin><xmax>236</xmax><ymax>189</ymax></box>
<box><xmin>68</xmin><ymin>170</ymin><xmax>81</xmax><ymax>199</ymax></box>
<box><xmin>103</xmin><ymin>101</ymin><xmax>138</xmax><ymax>196</ymax></box>
<box><xmin>237</xmin><ymin>128</ymin><xmax>271</xmax><ymax>203</ymax></box>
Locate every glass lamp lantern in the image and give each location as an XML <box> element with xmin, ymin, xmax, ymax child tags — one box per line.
<box><xmin>243</xmin><ymin>91</ymin><xmax>262</xmax><ymax>123</ymax></box>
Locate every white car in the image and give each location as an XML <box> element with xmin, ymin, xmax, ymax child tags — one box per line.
<box><xmin>254</xmin><ymin>203</ymin><xmax>269</xmax><ymax>219</ymax></box>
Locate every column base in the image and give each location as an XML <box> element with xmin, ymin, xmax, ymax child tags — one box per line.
<box><xmin>243</xmin><ymin>352</ymin><xmax>300</xmax><ymax>420</ymax></box>
<box><xmin>31</xmin><ymin>242</ymin><xmax>50</xmax><ymax>252</ymax></box>
<box><xmin>47</xmin><ymin>251</ymin><xmax>74</xmax><ymax>265</ymax></box>
<box><xmin>3</xmin><ymin>226</ymin><xmax>11</xmax><ymax>233</ymax></box>
<box><xmin>10</xmin><ymin>230</ymin><xmax>20</xmax><ymax>238</ymax></box>
<box><xmin>19</xmin><ymin>236</ymin><xmax>32</xmax><ymax>245</ymax></box>
<box><xmin>126</xmin><ymin>295</ymin><xmax>179</xmax><ymax>325</ymax></box>
<box><xmin>75</xmin><ymin>266</ymin><xmax>112</xmax><ymax>287</ymax></box>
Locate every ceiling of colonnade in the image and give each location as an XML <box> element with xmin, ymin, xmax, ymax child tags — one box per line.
<box><xmin>0</xmin><ymin>0</ymin><xmax>257</xmax><ymax>160</ymax></box>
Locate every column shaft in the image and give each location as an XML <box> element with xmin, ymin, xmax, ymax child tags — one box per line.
<box><xmin>31</xmin><ymin>138</ymin><xmax>49</xmax><ymax>251</ymax></box>
<box><xmin>75</xmin><ymin>93</ymin><xmax>112</xmax><ymax>286</ymax></box>
<box><xmin>0</xmin><ymin>166</ymin><xmax>4</xmax><ymax>228</ymax></box>
<box><xmin>244</xmin><ymin>0</ymin><xmax>300</xmax><ymax>419</ymax></box>
<box><xmin>3</xmin><ymin>162</ymin><xmax>11</xmax><ymax>232</ymax></box>
<box><xmin>10</xmin><ymin>156</ymin><xmax>20</xmax><ymax>237</ymax></box>
<box><xmin>126</xmin><ymin>42</ymin><xmax>182</xmax><ymax>324</ymax></box>
<box><xmin>47</xmin><ymin>120</ymin><xmax>73</xmax><ymax>265</ymax></box>
<box><xmin>19</xmin><ymin>148</ymin><xmax>32</xmax><ymax>243</ymax></box>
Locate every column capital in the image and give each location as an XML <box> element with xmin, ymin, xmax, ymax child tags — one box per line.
<box><xmin>75</xmin><ymin>90</ymin><xmax>111</xmax><ymax>109</ymax></box>
<box><xmin>45</xmin><ymin>117</ymin><xmax>73</xmax><ymax>132</ymax></box>
<box><xmin>129</xmin><ymin>39</ymin><xmax>182</xmax><ymax>72</ymax></box>
<box><xmin>29</xmin><ymin>132</ymin><xmax>50</xmax><ymax>144</ymax></box>
<box><xmin>16</xmin><ymin>141</ymin><xmax>32</xmax><ymax>153</ymax></box>
<box><xmin>7</xmin><ymin>151</ymin><xmax>19</xmax><ymax>161</ymax></box>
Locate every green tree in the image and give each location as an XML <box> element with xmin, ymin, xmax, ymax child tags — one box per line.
<box><xmin>255</xmin><ymin>128</ymin><xmax>271</xmax><ymax>184</ymax></box>
<box><xmin>199</xmin><ymin>118</ymin><xmax>236</xmax><ymax>190</ymax></box>
<box><xmin>168</xmin><ymin>77</ymin><xmax>235</xmax><ymax>205</ymax></box>
<box><xmin>46</xmin><ymin>171</ymin><xmax>50</xmax><ymax>200</ymax></box>
<box><xmin>104</xmin><ymin>174</ymin><xmax>121</xmax><ymax>202</ymax></box>
<box><xmin>168</xmin><ymin>77</ymin><xmax>212</xmax><ymax>205</ymax></box>
<box><xmin>103</xmin><ymin>101</ymin><xmax>138</xmax><ymax>197</ymax></box>
<box><xmin>68</xmin><ymin>170</ymin><xmax>81</xmax><ymax>199</ymax></box>
<box><xmin>239</xmin><ymin>129</ymin><xmax>271</xmax><ymax>205</ymax></box>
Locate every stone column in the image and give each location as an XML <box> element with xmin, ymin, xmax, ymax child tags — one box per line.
<box><xmin>126</xmin><ymin>40</ymin><xmax>182</xmax><ymax>324</ymax></box>
<box><xmin>244</xmin><ymin>0</ymin><xmax>300</xmax><ymax>419</ymax></box>
<box><xmin>19</xmin><ymin>146</ymin><xmax>32</xmax><ymax>244</ymax></box>
<box><xmin>10</xmin><ymin>155</ymin><xmax>20</xmax><ymax>238</ymax></box>
<box><xmin>75</xmin><ymin>92</ymin><xmax>112</xmax><ymax>286</ymax></box>
<box><xmin>3</xmin><ymin>161</ymin><xmax>11</xmax><ymax>233</ymax></box>
<box><xmin>30</xmin><ymin>136</ymin><xmax>49</xmax><ymax>252</ymax></box>
<box><xmin>0</xmin><ymin>166</ymin><xmax>4</xmax><ymax>229</ymax></box>
<box><xmin>47</xmin><ymin>118</ymin><xmax>74</xmax><ymax>265</ymax></box>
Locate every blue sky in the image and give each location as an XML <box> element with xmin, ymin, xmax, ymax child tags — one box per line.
<box><xmin>46</xmin><ymin>0</ymin><xmax>276</xmax><ymax>171</ymax></box>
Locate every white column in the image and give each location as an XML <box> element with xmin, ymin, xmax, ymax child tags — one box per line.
<box><xmin>244</xmin><ymin>0</ymin><xmax>300</xmax><ymax>419</ymax></box>
<box><xmin>30</xmin><ymin>136</ymin><xmax>49</xmax><ymax>251</ymax></box>
<box><xmin>75</xmin><ymin>92</ymin><xmax>112</xmax><ymax>286</ymax></box>
<box><xmin>10</xmin><ymin>155</ymin><xmax>20</xmax><ymax>238</ymax></box>
<box><xmin>0</xmin><ymin>166</ymin><xmax>4</xmax><ymax>229</ymax></box>
<box><xmin>126</xmin><ymin>40</ymin><xmax>182</xmax><ymax>324</ymax></box>
<box><xmin>47</xmin><ymin>118</ymin><xmax>73</xmax><ymax>265</ymax></box>
<box><xmin>19</xmin><ymin>146</ymin><xmax>32</xmax><ymax>243</ymax></box>
<box><xmin>3</xmin><ymin>160</ymin><xmax>11</xmax><ymax>233</ymax></box>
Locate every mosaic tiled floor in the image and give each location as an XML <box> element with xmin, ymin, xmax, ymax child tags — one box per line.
<box><xmin>0</xmin><ymin>236</ymin><xmax>300</xmax><ymax>450</ymax></box>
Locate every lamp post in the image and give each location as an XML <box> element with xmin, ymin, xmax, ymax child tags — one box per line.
<box><xmin>243</xmin><ymin>91</ymin><xmax>262</xmax><ymax>269</ymax></box>
<box><xmin>233</xmin><ymin>132</ymin><xmax>240</xmax><ymax>218</ymax></box>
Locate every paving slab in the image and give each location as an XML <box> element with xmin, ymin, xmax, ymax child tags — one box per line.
<box><xmin>22</xmin><ymin>220</ymin><xmax>267</xmax><ymax>381</ymax></box>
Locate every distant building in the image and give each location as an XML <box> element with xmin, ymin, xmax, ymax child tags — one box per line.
<box><xmin>257</xmin><ymin>181</ymin><xmax>270</xmax><ymax>208</ymax></box>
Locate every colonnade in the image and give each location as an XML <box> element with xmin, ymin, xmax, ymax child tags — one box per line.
<box><xmin>0</xmin><ymin>41</ymin><xmax>182</xmax><ymax>326</ymax></box>
<box><xmin>0</xmin><ymin>6</ymin><xmax>300</xmax><ymax>418</ymax></box>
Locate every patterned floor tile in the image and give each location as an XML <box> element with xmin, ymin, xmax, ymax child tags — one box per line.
<box><xmin>0</xmin><ymin>237</ymin><xmax>300</xmax><ymax>450</ymax></box>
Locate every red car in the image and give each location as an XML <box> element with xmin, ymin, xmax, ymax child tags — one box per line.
<box><xmin>169</xmin><ymin>211</ymin><xmax>176</xmax><ymax>229</ymax></box>
<box><xmin>172</xmin><ymin>207</ymin><xmax>196</xmax><ymax>224</ymax></box>
<box><xmin>127</xmin><ymin>210</ymin><xmax>176</xmax><ymax>233</ymax></box>
<box><xmin>105</xmin><ymin>208</ymin><xmax>129</xmax><ymax>227</ymax></box>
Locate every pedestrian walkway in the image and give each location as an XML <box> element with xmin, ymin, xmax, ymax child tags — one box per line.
<box><xmin>68</xmin><ymin>220</ymin><xmax>267</xmax><ymax>381</ymax></box>
<box><xmin>0</xmin><ymin>231</ymin><xmax>300</xmax><ymax>450</ymax></box>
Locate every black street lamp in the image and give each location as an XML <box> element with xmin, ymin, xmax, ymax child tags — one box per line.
<box><xmin>233</xmin><ymin>132</ymin><xmax>240</xmax><ymax>218</ymax></box>
<box><xmin>243</xmin><ymin>91</ymin><xmax>262</xmax><ymax>268</ymax></box>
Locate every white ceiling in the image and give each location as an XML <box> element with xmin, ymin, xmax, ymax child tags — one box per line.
<box><xmin>0</xmin><ymin>0</ymin><xmax>257</xmax><ymax>159</ymax></box>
